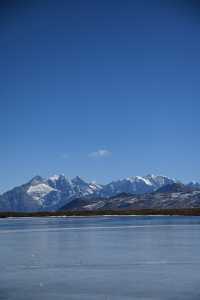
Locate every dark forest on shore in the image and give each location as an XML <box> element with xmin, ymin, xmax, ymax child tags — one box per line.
<box><xmin>1</xmin><ymin>209</ymin><xmax>200</xmax><ymax>218</ymax></box>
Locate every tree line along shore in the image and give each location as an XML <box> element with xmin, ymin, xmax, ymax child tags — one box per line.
<box><xmin>1</xmin><ymin>209</ymin><xmax>200</xmax><ymax>218</ymax></box>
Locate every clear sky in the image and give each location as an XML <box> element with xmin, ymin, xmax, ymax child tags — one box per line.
<box><xmin>0</xmin><ymin>0</ymin><xmax>200</xmax><ymax>191</ymax></box>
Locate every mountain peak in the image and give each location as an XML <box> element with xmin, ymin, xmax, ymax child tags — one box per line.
<box><xmin>48</xmin><ymin>174</ymin><xmax>67</xmax><ymax>182</ymax></box>
<box><xmin>49</xmin><ymin>174</ymin><xmax>60</xmax><ymax>181</ymax></box>
<box><xmin>29</xmin><ymin>175</ymin><xmax>44</xmax><ymax>185</ymax></box>
<box><xmin>145</xmin><ymin>174</ymin><xmax>155</xmax><ymax>178</ymax></box>
<box><xmin>72</xmin><ymin>176</ymin><xmax>87</xmax><ymax>184</ymax></box>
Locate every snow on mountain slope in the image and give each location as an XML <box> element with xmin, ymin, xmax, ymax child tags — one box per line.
<box><xmin>27</xmin><ymin>183</ymin><xmax>56</xmax><ymax>202</ymax></box>
<box><xmin>144</xmin><ymin>174</ymin><xmax>175</xmax><ymax>189</ymax></box>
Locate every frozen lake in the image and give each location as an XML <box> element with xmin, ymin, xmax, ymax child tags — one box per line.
<box><xmin>1</xmin><ymin>216</ymin><xmax>200</xmax><ymax>299</ymax></box>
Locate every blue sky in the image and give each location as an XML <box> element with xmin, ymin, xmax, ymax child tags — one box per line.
<box><xmin>0</xmin><ymin>0</ymin><xmax>200</xmax><ymax>191</ymax></box>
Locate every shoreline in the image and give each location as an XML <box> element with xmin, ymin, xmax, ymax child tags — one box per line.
<box><xmin>1</xmin><ymin>209</ymin><xmax>200</xmax><ymax>218</ymax></box>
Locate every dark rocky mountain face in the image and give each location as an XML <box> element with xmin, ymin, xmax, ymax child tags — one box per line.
<box><xmin>47</xmin><ymin>175</ymin><xmax>72</xmax><ymax>193</ymax></box>
<box><xmin>156</xmin><ymin>182</ymin><xmax>194</xmax><ymax>193</ymax></box>
<box><xmin>60</xmin><ymin>183</ymin><xmax>200</xmax><ymax>211</ymax></box>
<box><xmin>0</xmin><ymin>184</ymin><xmax>40</xmax><ymax>212</ymax></box>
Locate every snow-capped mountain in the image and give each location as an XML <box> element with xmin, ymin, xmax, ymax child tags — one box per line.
<box><xmin>0</xmin><ymin>175</ymin><xmax>102</xmax><ymax>212</ymax></box>
<box><xmin>98</xmin><ymin>175</ymin><xmax>175</xmax><ymax>197</ymax></box>
<box><xmin>0</xmin><ymin>174</ymin><xmax>197</xmax><ymax>212</ymax></box>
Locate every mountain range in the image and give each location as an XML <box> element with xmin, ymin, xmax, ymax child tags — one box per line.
<box><xmin>0</xmin><ymin>174</ymin><xmax>200</xmax><ymax>212</ymax></box>
<box><xmin>61</xmin><ymin>183</ymin><xmax>200</xmax><ymax>211</ymax></box>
